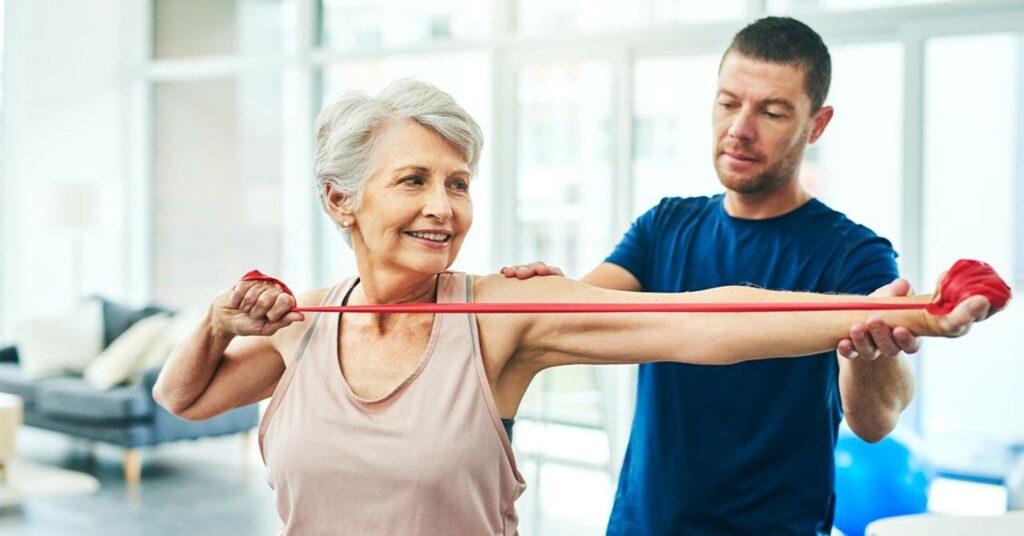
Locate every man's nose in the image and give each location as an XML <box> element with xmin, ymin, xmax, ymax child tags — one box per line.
<box><xmin>727</xmin><ymin>108</ymin><xmax>757</xmax><ymax>143</ymax></box>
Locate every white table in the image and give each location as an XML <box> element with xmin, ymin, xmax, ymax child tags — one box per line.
<box><xmin>0</xmin><ymin>392</ymin><xmax>100</xmax><ymax>507</ymax></box>
<box><xmin>867</xmin><ymin>512</ymin><xmax>1024</xmax><ymax>535</ymax></box>
<box><xmin>0</xmin><ymin>393</ymin><xmax>22</xmax><ymax>482</ymax></box>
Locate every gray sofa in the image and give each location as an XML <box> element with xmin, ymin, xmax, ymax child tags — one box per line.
<box><xmin>0</xmin><ymin>297</ymin><xmax>259</xmax><ymax>485</ymax></box>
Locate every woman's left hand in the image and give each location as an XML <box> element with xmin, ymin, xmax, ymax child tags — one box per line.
<box><xmin>925</xmin><ymin>294</ymin><xmax>992</xmax><ymax>338</ymax></box>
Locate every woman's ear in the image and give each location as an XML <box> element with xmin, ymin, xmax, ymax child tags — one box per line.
<box><xmin>324</xmin><ymin>183</ymin><xmax>353</xmax><ymax>216</ymax></box>
<box><xmin>325</xmin><ymin>183</ymin><xmax>356</xmax><ymax>231</ymax></box>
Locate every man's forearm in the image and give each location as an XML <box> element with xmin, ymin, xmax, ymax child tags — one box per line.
<box><xmin>839</xmin><ymin>352</ymin><xmax>915</xmax><ymax>442</ymax></box>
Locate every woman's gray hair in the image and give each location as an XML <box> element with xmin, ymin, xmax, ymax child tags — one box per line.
<box><xmin>313</xmin><ymin>79</ymin><xmax>483</xmax><ymax>246</ymax></box>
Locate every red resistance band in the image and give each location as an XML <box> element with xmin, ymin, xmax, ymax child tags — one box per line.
<box><xmin>239</xmin><ymin>259</ymin><xmax>1011</xmax><ymax>316</ymax></box>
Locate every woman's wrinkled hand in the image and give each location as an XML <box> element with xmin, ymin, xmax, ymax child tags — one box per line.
<box><xmin>209</xmin><ymin>280</ymin><xmax>305</xmax><ymax>338</ymax></box>
<box><xmin>924</xmin><ymin>268</ymin><xmax>1001</xmax><ymax>338</ymax></box>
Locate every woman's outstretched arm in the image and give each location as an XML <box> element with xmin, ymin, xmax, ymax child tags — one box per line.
<box><xmin>474</xmin><ymin>273</ymin><xmax>999</xmax><ymax>370</ymax></box>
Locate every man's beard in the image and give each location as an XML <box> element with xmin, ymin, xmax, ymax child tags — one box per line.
<box><xmin>716</xmin><ymin>142</ymin><xmax>805</xmax><ymax>195</ymax></box>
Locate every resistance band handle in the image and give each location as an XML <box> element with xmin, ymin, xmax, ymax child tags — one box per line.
<box><xmin>240</xmin><ymin>269</ymin><xmax>295</xmax><ymax>298</ymax></box>
<box><xmin>926</xmin><ymin>259</ymin><xmax>1011</xmax><ymax>314</ymax></box>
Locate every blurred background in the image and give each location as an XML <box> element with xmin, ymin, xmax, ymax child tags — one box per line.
<box><xmin>0</xmin><ymin>0</ymin><xmax>1022</xmax><ymax>534</ymax></box>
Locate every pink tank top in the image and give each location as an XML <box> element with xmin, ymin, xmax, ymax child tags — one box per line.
<box><xmin>259</xmin><ymin>272</ymin><xmax>526</xmax><ymax>535</ymax></box>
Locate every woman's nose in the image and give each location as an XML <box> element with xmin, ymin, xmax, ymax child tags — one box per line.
<box><xmin>422</xmin><ymin>184</ymin><xmax>453</xmax><ymax>221</ymax></box>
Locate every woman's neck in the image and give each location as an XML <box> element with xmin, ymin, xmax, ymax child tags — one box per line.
<box><xmin>349</xmin><ymin>262</ymin><xmax>439</xmax><ymax>333</ymax></box>
<box><xmin>357</xmin><ymin>272</ymin><xmax>438</xmax><ymax>305</ymax></box>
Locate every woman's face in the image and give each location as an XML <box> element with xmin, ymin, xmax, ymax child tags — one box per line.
<box><xmin>337</xmin><ymin>118</ymin><xmax>473</xmax><ymax>277</ymax></box>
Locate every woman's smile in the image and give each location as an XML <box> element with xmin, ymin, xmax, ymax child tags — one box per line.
<box><xmin>403</xmin><ymin>229</ymin><xmax>453</xmax><ymax>249</ymax></box>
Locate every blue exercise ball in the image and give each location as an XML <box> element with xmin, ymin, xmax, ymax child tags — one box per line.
<box><xmin>834</xmin><ymin>431</ymin><xmax>933</xmax><ymax>536</ymax></box>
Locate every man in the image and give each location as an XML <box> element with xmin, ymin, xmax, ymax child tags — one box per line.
<box><xmin>503</xmin><ymin>17</ymin><xmax>921</xmax><ymax>535</ymax></box>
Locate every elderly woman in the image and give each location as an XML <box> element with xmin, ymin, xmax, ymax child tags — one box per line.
<box><xmin>153</xmin><ymin>79</ymin><xmax>1001</xmax><ymax>535</ymax></box>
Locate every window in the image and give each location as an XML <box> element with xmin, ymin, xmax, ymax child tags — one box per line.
<box><xmin>802</xmin><ymin>42</ymin><xmax>904</xmax><ymax>252</ymax></box>
<box><xmin>516</xmin><ymin>61</ymin><xmax>613</xmax><ymax>277</ymax></box>
<box><xmin>768</xmin><ymin>0</ymin><xmax>979</xmax><ymax>14</ymax></box>
<box><xmin>320</xmin><ymin>0</ymin><xmax>488</xmax><ymax>51</ymax></box>
<box><xmin>0</xmin><ymin>0</ymin><xmax>5</xmax><ymax>333</ymax></box>
<box><xmin>632</xmin><ymin>54</ymin><xmax>722</xmax><ymax>213</ymax></box>
<box><xmin>151</xmin><ymin>73</ymin><xmax>284</xmax><ymax>307</ymax></box>
<box><xmin>920</xmin><ymin>33</ymin><xmax>1023</xmax><ymax>444</ymax></box>
<box><xmin>518</xmin><ymin>0</ymin><xmax>745</xmax><ymax>35</ymax></box>
<box><xmin>153</xmin><ymin>0</ymin><xmax>287</xmax><ymax>59</ymax></box>
<box><xmin>514</xmin><ymin>61</ymin><xmax>619</xmax><ymax>534</ymax></box>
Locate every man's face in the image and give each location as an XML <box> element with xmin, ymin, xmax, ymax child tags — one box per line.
<box><xmin>712</xmin><ymin>52</ymin><xmax>828</xmax><ymax>195</ymax></box>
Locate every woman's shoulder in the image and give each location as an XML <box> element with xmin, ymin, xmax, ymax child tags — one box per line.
<box><xmin>469</xmin><ymin>273</ymin><xmax>515</xmax><ymax>301</ymax></box>
<box><xmin>270</xmin><ymin>285</ymin><xmax>336</xmax><ymax>366</ymax></box>
<box><xmin>294</xmin><ymin>286</ymin><xmax>331</xmax><ymax>308</ymax></box>
<box><xmin>469</xmin><ymin>272</ymin><xmax>581</xmax><ymax>303</ymax></box>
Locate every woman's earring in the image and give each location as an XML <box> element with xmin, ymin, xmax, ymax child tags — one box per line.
<box><xmin>341</xmin><ymin>220</ymin><xmax>351</xmax><ymax>228</ymax></box>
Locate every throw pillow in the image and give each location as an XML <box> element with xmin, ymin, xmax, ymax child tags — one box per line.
<box><xmin>16</xmin><ymin>300</ymin><xmax>104</xmax><ymax>379</ymax></box>
<box><xmin>135</xmin><ymin>307</ymin><xmax>206</xmax><ymax>374</ymax></box>
<box><xmin>84</xmin><ymin>313</ymin><xmax>171</xmax><ymax>390</ymax></box>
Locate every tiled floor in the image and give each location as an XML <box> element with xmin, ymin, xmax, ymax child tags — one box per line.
<box><xmin>5</xmin><ymin>424</ymin><xmax>1003</xmax><ymax>535</ymax></box>
<box><xmin>0</xmin><ymin>425</ymin><xmax>617</xmax><ymax>535</ymax></box>
<box><xmin>0</xmin><ymin>428</ymin><xmax>280</xmax><ymax>536</ymax></box>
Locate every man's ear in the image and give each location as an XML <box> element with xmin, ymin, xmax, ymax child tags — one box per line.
<box><xmin>808</xmin><ymin>105</ymin><xmax>834</xmax><ymax>144</ymax></box>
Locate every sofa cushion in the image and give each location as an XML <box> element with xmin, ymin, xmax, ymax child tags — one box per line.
<box><xmin>85</xmin><ymin>313</ymin><xmax>170</xmax><ymax>390</ymax></box>
<box><xmin>137</xmin><ymin>307</ymin><xmax>204</xmax><ymax>373</ymax></box>
<box><xmin>37</xmin><ymin>377</ymin><xmax>152</xmax><ymax>422</ymax></box>
<box><xmin>25</xmin><ymin>410</ymin><xmax>155</xmax><ymax>447</ymax></box>
<box><xmin>0</xmin><ymin>363</ymin><xmax>40</xmax><ymax>407</ymax></box>
<box><xmin>0</xmin><ymin>345</ymin><xmax>17</xmax><ymax>363</ymax></box>
<box><xmin>97</xmin><ymin>297</ymin><xmax>176</xmax><ymax>348</ymax></box>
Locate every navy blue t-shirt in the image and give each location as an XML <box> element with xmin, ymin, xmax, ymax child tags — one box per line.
<box><xmin>605</xmin><ymin>195</ymin><xmax>898</xmax><ymax>536</ymax></box>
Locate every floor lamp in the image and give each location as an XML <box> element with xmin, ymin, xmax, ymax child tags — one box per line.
<box><xmin>50</xmin><ymin>181</ymin><xmax>98</xmax><ymax>301</ymax></box>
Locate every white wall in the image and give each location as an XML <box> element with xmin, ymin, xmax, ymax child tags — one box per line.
<box><xmin>1</xmin><ymin>0</ymin><xmax>134</xmax><ymax>338</ymax></box>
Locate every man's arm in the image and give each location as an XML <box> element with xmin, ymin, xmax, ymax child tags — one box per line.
<box><xmin>837</xmin><ymin>278</ymin><xmax>918</xmax><ymax>442</ymax></box>
<box><xmin>582</xmin><ymin>263</ymin><xmax>642</xmax><ymax>291</ymax></box>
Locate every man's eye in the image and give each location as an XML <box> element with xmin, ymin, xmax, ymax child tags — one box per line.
<box><xmin>402</xmin><ymin>176</ymin><xmax>424</xmax><ymax>186</ymax></box>
<box><xmin>765</xmin><ymin>111</ymin><xmax>784</xmax><ymax>119</ymax></box>
<box><xmin>451</xmin><ymin>180</ymin><xmax>469</xmax><ymax>191</ymax></box>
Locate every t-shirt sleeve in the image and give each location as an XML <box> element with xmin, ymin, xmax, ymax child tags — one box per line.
<box><xmin>836</xmin><ymin>230</ymin><xmax>900</xmax><ymax>296</ymax></box>
<box><xmin>605</xmin><ymin>202</ymin><xmax>661</xmax><ymax>284</ymax></box>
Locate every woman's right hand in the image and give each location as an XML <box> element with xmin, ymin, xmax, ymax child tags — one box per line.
<box><xmin>209</xmin><ymin>280</ymin><xmax>306</xmax><ymax>338</ymax></box>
